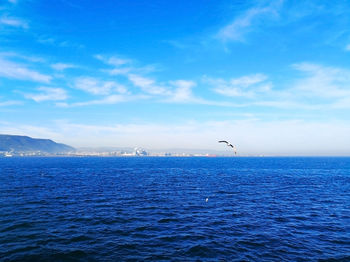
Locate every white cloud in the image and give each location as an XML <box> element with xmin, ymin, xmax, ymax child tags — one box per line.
<box><xmin>58</xmin><ymin>95</ymin><xmax>125</xmax><ymax>107</ymax></box>
<box><xmin>95</xmin><ymin>54</ymin><xmax>132</xmax><ymax>66</ymax></box>
<box><xmin>252</xmin><ymin>100</ymin><xmax>318</xmax><ymax>110</ymax></box>
<box><xmin>107</xmin><ymin>57</ymin><xmax>132</xmax><ymax>66</ymax></box>
<box><xmin>128</xmin><ymin>74</ymin><xmax>169</xmax><ymax>95</ymax></box>
<box><xmin>0</xmin><ymin>52</ymin><xmax>45</xmax><ymax>63</ymax></box>
<box><xmin>0</xmin><ymin>16</ymin><xmax>28</xmax><ymax>29</ymax></box>
<box><xmin>57</xmin><ymin>94</ymin><xmax>148</xmax><ymax>107</ymax></box>
<box><xmin>345</xmin><ymin>44</ymin><xmax>350</xmax><ymax>51</ymax></box>
<box><xmin>37</xmin><ymin>37</ymin><xmax>55</xmax><ymax>45</ymax></box>
<box><xmin>217</xmin><ymin>4</ymin><xmax>280</xmax><ymax>42</ymax></box>
<box><xmin>164</xmin><ymin>80</ymin><xmax>244</xmax><ymax>107</ymax></box>
<box><xmin>23</xmin><ymin>87</ymin><xmax>68</xmax><ymax>102</ymax></box>
<box><xmin>0</xmin><ymin>58</ymin><xmax>51</xmax><ymax>83</ymax></box>
<box><xmin>93</xmin><ymin>53</ymin><xmax>349</xmax><ymax>110</ymax></box>
<box><xmin>37</xmin><ymin>37</ymin><xmax>84</xmax><ymax>49</ymax></box>
<box><xmin>97</xmin><ymin>54</ymin><xmax>159</xmax><ymax>76</ymax></box>
<box><xmin>108</xmin><ymin>67</ymin><xmax>131</xmax><ymax>75</ymax></box>
<box><xmin>208</xmin><ymin>63</ymin><xmax>350</xmax><ymax>109</ymax></box>
<box><xmin>96</xmin><ymin>54</ymin><xmax>256</xmax><ymax>105</ymax></box>
<box><xmin>74</xmin><ymin>77</ymin><xmax>127</xmax><ymax>95</ymax></box>
<box><xmin>106</xmin><ymin>64</ymin><xmax>159</xmax><ymax>77</ymax></box>
<box><xmin>168</xmin><ymin>80</ymin><xmax>196</xmax><ymax>102</ymax></box>
<box><xmin>209</xmin><ymin>74</ymin><xmax>270</xmax><ymax>98</ymax></box>
<box><xmin>292</xmin><ymin>62</ymin><xmax>350</xmax><ymax>99</ymax></box>
<box><xmin>230</xmin><ymin>74</ymin><xmax>268</xmax><ymax>86</ymax></box>
<box><xmin>51</xmin><ymin>63</ymin><xmax>75</xmax><ymax>71</ymax></box>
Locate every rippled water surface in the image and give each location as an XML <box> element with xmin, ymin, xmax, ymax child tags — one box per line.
<box><xmin>1</xmin><ymin>157</ymin><xmax>350</xmax><ymax>261</ymax></box>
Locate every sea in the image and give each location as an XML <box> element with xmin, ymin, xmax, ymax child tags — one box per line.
<box><xmin>0</xmin><ymin>157</ymin><xmax>349</xmax><ymax>261</ymax></box>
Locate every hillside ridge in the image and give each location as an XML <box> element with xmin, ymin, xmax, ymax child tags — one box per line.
<box><xmin>0</xmin><ymin>134</ymin><xmax>75</xmax><ymax>155</ymax></box>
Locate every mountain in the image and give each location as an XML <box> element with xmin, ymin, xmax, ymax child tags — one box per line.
<box><xmin>0</xmin><ymin>134</ymin><xmax>75</xmax><ymax>154</ymax></box>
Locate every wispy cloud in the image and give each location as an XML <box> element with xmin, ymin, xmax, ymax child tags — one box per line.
<box><xmin>292</xmin><ymin>62</ymin><xmax>350</xmax><ymax>99</ymax></box>
<box><xmin>51</xmin><ymin>63</ymin><xmax>76</xmax><ymax>71</ymax></box>
<box><xmin>0</xmin><ymin>100</ymin><xmax>22</xmax><ymax>106</ymax></box>
<box><xmin>207</xmin><ymin>62</ymin><xmax>350</xmax><ymax>109</ymax></box>
<box><xmin>252</xmin><ymin>100</ymin><xmax>318</xmax><ymax>110</ymax></box>
<box><xmin>345</xmin><ymin>44</ymin><xmax>350</xmax><ymax>51</ymax></box>
<box><xmin>95</xmin><ymin>54</ymin><xmax>134</xmax><ymax>75</ymax></box>
<box><xmin>166</xmin><ymin>80</ymin><xmax>196</xmax><ymax>102</ymax></box>
<box><xmin>57</xmin><ymin>95</ymin><xmax>125</xmax><ymax>107</ymax></box>
<box><xmin>96</xmin><ymin>54</ymin><xmax>181</xmax><ymax>98</ymax></box>
<box><xmin>127</xmin><ymin>74</ymin><xmax>169</xmax><ymax>95</ymax></box>
<box><xmin>37</xmin><ymin>37</ymin><xmax>56</xmax><ymax>45</ymax></box>
<box><xmin>96</xmin><ymin>55</ymin><xmax>251</xmax><ymax>106</ymax></box>
<box><xmin>95</xmin><ymin>54</ymin><xmax>125</xmax><ymax>64</ymax></box>
<box><xmin>95</xmin><ymin>54</ymin><xmax>132</xmax><ymax>66</ymax></box>
<box><xmin>75</xmin><ymin>53</ymin><xmax>350</xmax><ymax>110</ymax></box>
<box><xmin>97</xmin><ymin>54</ymin><xmax>158</xmax><ymax>76</ymax></box>
<box><xmin>74</xmin><ymin>77</ymin><xmax>127</xmax><ymax>95</ymax></box>
<box><xmin>0</xmin><ymin>52</ymin><xmax>45</xmax><ymax>63</ymax></box>
<box><xmin>23</xmin><ymin>87</ymin><xmax>68</xmax><ymax>102</ymax></box>
<box><xmin>230</xmin><ymin>74</ymin><xmax>268</xmax><ymax>86</ymax></box>
<box><xmin>208</xmin><ymin>74</ymin><xmax>271</xmax><ymax>98</ymax></box>
<box><xmin>108</xmin><ymin>67</ymin><xmax>132</xmax><ymax>75</ymax></box>
<box><xmin>0</xmin><ymin>58</ymin><xmax>51</xmax><ymax>83</ymax></box>
<box><xmin>164</xmin><ymin>80</ymin><xmax>244</xmax><ymax>107</ymax></box>
<box><xmin>37</xmin><ymin>36</ymin><xmax>84</xmax><ymax>49</ymax></box>
<box><xmin>57</xmin><ymin>94</ymin><xmax>148</xmax><ymax>107</ymax></box>
<box><xmin>0</xmin><ymin>16</ymin><xmax>28</xmax><ymax>29</ymax></box>
<box><xmin>217</xmin><ymin>2</ymin><xmax>281</xmax><ymax>42</ymax></box>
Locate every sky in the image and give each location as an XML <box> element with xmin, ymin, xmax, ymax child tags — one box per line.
<box><xmin>1</xmin><ymin>0</ymin><xmax>350</xmax><ymax>155</ymax></box>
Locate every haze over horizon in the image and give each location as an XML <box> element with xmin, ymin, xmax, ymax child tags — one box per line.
<box><xmin>1</xmin><ymin>0</ymin><xmax>350</xmax><ymax>156</ymax></box>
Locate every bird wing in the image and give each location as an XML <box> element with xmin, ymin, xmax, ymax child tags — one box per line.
<box><xmin>218</xmin><ymin>140</ymin><xmax>228</xmax><ymax>144</ymax></box>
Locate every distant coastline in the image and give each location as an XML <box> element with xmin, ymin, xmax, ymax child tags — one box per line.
<box><xmin>0</xmin><ymin>134</ymin><xmax>75</xmax><ymax>157</ymax></box>
<box><xmin>2</xmin><ymin>134</ymin><xmax>348</xmax><ymax>157</ymax></box>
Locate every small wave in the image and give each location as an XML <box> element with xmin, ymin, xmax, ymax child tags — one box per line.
<box><xmin>3</xmin><ymin>245</ymin><xmax>38</xmax><ymax>256</ymax></box>
<box><xmin>237</xmin><ymin>239</ymin><xmax>267</xmax><ymax>248</ymax></box>
<box><xmin>158</xmin><ymin>218</ymin><xmax>179</xmax><ymax>223</ymax></box>
<box><xmin>1</xmin><ymin>222</ymin><xmax>32</xmax><ymax>233</ymax></box>
<box><xmin>117</xmin><ymin>243</ymin><xmax>140</xmax><ymax>250</ymax></box>
<box><xmin>3</xmin><ymin>249</ymin><xmax>89</xmax><ymax>262</ymax></box>
<box><xmin>157</xmin><ymin>235</ymin><xmax>178</xmax><ymax>242</ymax></box>
<box><xmin>319</xmin><ymin>255</ymin><xmax>350</xmax><ymax>261</ymax></box>
<box><xmin>134</xmin><ymin>225</ymin><xmax>154</xmax><ymax>232</ymax></box>
<box><xmin>275</xmin><ymin>216</ymin><xmax>289</xmax><ymax>223</ymax></box>
<box><xmin>70</xmin><ymin>235</ymin><xmax>93</xmax><ymax>242</ymax></box>
<box><xmin>145</xmin><ymin>254</ymin><xmax>172</xmax><ymax>260</ymax></box>
<box><xmin>184</xmin><ymin>245</ymin><xmax>215</xmax><ymax>258</ymax></box>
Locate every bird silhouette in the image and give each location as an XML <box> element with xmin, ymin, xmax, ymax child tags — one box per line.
<box><xmin>218</xmin><ymin>140</ymin><xmax>237</xmax><ymax>155</ymax></box>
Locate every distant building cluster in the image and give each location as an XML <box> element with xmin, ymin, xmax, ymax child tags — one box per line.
<box><xmin>70</xmin><ymin>148</ymin><xmax>216</xmax><ymax>157</ymax></box>
<box><xmin>0</xmin><ymin>151</ymin><xmax>71</xmax><ymax>157</ymax></box>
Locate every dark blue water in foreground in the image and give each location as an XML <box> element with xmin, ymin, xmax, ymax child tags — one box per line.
<box><xmin>1</xmin><ymin>157</ymin><xmax>350</xmax><ymax>261</ymax></box>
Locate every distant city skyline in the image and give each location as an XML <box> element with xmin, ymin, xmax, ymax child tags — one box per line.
<box><xmin>1</xmin><ymin>0</ymin><xmax>350</xmax><ymax>155</ymax></box>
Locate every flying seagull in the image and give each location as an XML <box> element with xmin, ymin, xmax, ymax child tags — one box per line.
<box><xmin>218</xmin><ymin>140</ymin><xmax>237</xmax><ymax>155</ymax></box>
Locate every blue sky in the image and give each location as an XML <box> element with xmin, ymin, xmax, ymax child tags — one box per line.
<box><xmin>1</xmin><ymin>0</ymin><xmax>350</xmax><ymax>155</ymax></box>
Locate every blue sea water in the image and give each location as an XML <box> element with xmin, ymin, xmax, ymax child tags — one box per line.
<box><xmin>0</xmin><ymin>157</ymin><xmax>350</xmax><ymax>261</ymax></box>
